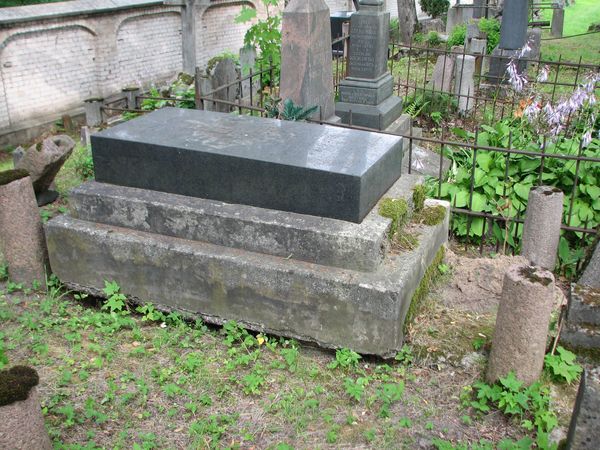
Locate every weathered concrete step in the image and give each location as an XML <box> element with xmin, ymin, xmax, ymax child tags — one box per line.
<box><xmin>69</xmin><ymin>175</ymin><xmax>424</xmax><ymax>272</ymax></box>
<box><xmin>45</xmin><ymin>200</ymin><xmax>448</xmax><ymax>357</ymax></box>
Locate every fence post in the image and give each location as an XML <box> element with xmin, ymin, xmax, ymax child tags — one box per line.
<box><xmin>83</xmin><ymin>98</ymin><xmax>104</xmax><ymax>127</ymax></box>
<box><xmin>194</xmin><ymin>66</ymin><xmax>203</xmax><ymax>110</ymax></box>
<box><xmin>122</xmin><ymin>87</ymin><xmax>140</xmax><ymax>110</ymax></box>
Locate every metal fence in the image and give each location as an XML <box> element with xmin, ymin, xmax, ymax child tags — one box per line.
<box><xmin>94</xmin><ymin>35</ymin><xmax>600</xmax><ymax>274</ymax></box>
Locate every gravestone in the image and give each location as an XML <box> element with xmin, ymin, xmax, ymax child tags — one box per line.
<box><xmin>454</xmin><ymin>55</ymin><xmax>476</xmax><ymax>114</ymax></box>
<box><xmin>428</xmin><ymin>54</ymin><xmax>455</xmax><ymax>93</ymax></box>
<box><xmin>487</xmin><ymin>0</ymin><xmax>529</xmax><ymax>83</ymax></box>
<box><xmin>551</xmin><ymin>1</ymin><xmax>565</xmax><ymax>38</ymax></box>
<box><xmin>527</xmin><ymin>28</ymin><xmax>542</xmax><ymax>61</ymax></box>
<box><xmin>211</xmin><ymin>58</ymin><xmax>238</xmax><ymax>113</ymax></box>
<box><xmin>280</xmin><ymin>0</ymin><xmax>337</xmax><ymax>121</ymax></box>
<box><xmin>239</xmin><ymin>46</ymin><xmax>259</xmax><ymax>105</ymax></box>
<box><xmin>579</xmin><ymin>242</ymin><xmax>600</xmax><ymax>289</ymax></box>
<box><xmin>46</xmin><ymin>108</ymin><xmax>450</xmax><ymax>357</ymax></box>
<box><xmin>335</xmin><ymin>0</ymin><xmax>402</xmax><ymax>130</ymax></box>
<box><xmin>91</xmin><ymin>108</ymin><xmax>403</xmax><ymax>223</ymax></box>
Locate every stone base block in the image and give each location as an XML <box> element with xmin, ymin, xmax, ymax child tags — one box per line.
<box><xmin>567</xmin><ymin>284</ymin><xmax>600</xmax><ymax>327</ymax></box>
<box><xmin>338</xmin><ymin>74</ymin><xmax>394</xmax><ymax>106</ymax></box>
<box><xmin>46</xmin><ymin>199</ymin><xmax>449</xmax><ymax>357</ymax></box>
<box><xmin>561</xmin><ymin>323</ymin><xmax>600</xmax><ymax>350</ymax></box>
<box><xmin>69</xmin><ymin>176</ymin><xmax>423</xmax><ymax>273</ymax></box>
<box><xmin>566</xmin><ymin>368</ymin><xmax>600</xmax><ymax>449</ymax></box>
<box><xmin>335</xmin><ymin>95</ymin><xmax>403</xmax><ymax>130</ymax></box>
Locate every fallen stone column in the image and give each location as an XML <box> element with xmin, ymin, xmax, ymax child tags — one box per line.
<box><xmin>521</xmin><ymin>185</ymin><xmax>564</xmax><ymax>270</ymax></box>
<box><xmin>487</xmin><ymin>264</ymin><xmax>556</xmax><ymax>385</ymax></box>
<box><xmin>0</xmin><ymin>170</ymin><xmax>48</xmax><ymax>288</ymax></box>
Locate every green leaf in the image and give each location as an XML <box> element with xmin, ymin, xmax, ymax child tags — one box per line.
<box><xmin>453</xmin><ymin>190</ymin><xmax>469</xmax><ymax>208</ymax></box>
<box><xmin>235</xmin><ymin>6</ymin><xmax>257</xmax><ymax>23</ymax></box>
<box><xmin>476</xmin><ymin>153</ymin><xmax>493</xmax><ymax>172</ymax></box>
<box><xmin>471</xmin><ymin>192</ymin><xmax>487</xmax><ymax>212</ymax></box>
<box><xmin>513</xmin><ymin>183</ymin><xmax>531</xmax><ymax>200</ymax></box>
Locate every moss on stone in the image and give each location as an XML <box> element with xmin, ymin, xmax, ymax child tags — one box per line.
<box><xmin>412</xmin><ymin>184</ymin><xmax>426</xmax><ymax>213</ymax></box>
<box><xmin>395</xmin><ymin>232</ymin><xmax>420</xmax><ymax>251</ymax></box>
<box><xmin>379</xmin><ymin>197</ymin><xmax>409</xmax><ymax>239</ymax></box>
<box><xmin>404</xmin><ymin>247</ymin><xmax>445</xmax><ymax>333</ymax></box>
<box><xmin>0</xmin><ymin>365</ymin><xmax>39</xmax><ymax>407</ymax></box>
<box><xmin>0</xmin><ymin>169</ymin><xmax>29</xmax><ymax>187</ymax></box>
<box><xmin>415</xmin><ymin>205</ymin><xmax>446</xmax><ymax>226</ymax></box>
<box><xmin>518</xmin><ymin>265</ymin><xmax>553</xmax><ymax>286</ymax></box>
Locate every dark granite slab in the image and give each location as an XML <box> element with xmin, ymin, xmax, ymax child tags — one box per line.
<box><xmin>91</xmin><ymin>108</ymin><xmax>403</xmax><ymax>223</ymax></box>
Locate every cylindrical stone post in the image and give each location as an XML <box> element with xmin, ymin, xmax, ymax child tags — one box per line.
<box><xmin>521</xmin><ymin>185</ymin><xmax>564</xmax><ymax>270</ymax></box>
<box><xmin>0</xmin><ymin>170</ymin><xmax>48</xmax><ymax>288</ymax></box>
<box><xmin>83</xmin><ymin>98</ymin><xmax>104</xmax><ymax>127</ymax></box>
<box><xmin>487</xmin><ymin>264</ymin><xmax>556</xmax><ymax>385</ymax></box>
<box><xmin>122</xmin><ymin>87</ymin><xmax>140</xmax><ymax>109</ymax></box>
<box><xmin>0</xmin><ymin>367</ymin><xmax>52</xmax><ymax>450</ymax></box>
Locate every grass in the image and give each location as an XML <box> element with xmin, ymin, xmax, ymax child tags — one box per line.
<box><xmin>0</xmin><ymin>274</ymin><xmax>561</xmax><ymax>449</ymax></box>
<box><xmin>540</xmin><ymin>0</ymin><xmax>600</xmax><ymax>64</ymax></box>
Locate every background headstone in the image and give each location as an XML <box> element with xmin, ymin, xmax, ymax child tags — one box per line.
<box><xmin>280</xmin><ymin>0</ymin><xmax>337</xmax><ymax>121</ymax></box>
<box><xmin>551</xmin><ymin>0</ymin><xmax>565</xmax><ymax>38</ymax></box>
<box><xmin>487</xmin><ymin>264</ymin><xmax>556</xmax><ymax>385</ymax></box>
<box><xmin>499</xmin><ymin>0</ymin><xmax>529</xmax><ymax>50</ymax></box>
<box><xmin>335</xmin><ymin>0</ymin><xmax>402</xmax><ymax>129</ymax></box>
<box><xmin>429</xmin><ymin>54</ymin><xmax>455</xmax><ymax>93</ymax></box>
<box><xmin>211</xmin><ymin>58</ymin><xmax>239</xmax><ymax>114</ymax></box>
<box><xmin>454</xmin><ymin>55</ymin><xmax>476</xmax><ymax>114</ymax></box>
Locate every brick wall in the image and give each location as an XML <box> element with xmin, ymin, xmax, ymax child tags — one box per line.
<box><xmin>116</xmin><ymin>12</ymin><xmax>183</xmax><ymax>87</ymax></box>
<box><xmin>0</xmin><ymin>0</ymin><xmax>263</xmax><ymax>137</ymax></box>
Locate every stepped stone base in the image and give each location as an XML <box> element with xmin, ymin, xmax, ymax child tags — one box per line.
<box><xmin>46</xmin><ymin>182</ymin><xmax>448</xmax><ymax>356</ymax></box>
<box><xmin>336</xmin><ymin>95</ymin><xmax>403</xmax><ymax>131</ymax></box>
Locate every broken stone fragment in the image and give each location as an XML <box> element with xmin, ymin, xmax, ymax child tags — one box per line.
<box><xmin>15</xmin><ymin>135</ymin><xmax>75</xmax><ymax>195</ymax></box>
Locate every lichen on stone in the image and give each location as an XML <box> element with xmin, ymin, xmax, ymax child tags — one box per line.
<box><xmin>415</xmin><ymin>205</ymin><xmax>446</xmax><ymax>226</ymax></box>
<box><xmin>0</xmin><ymin>365</ymin><xmax>39</xmax><ymax>407</ymax></box>
<box><xmin>379</xmin><ymin>197</ymin><xmax>408</xmax><ymax>239</ymax></box>
<box><xmin>0</xmin><ymin>169</ymin><xmax>29</xmax><ymax>187</ymax></box>
<box><xmin>412</xmin><ymin>184</ymin><xmax>426</xmax><ymax>213</ymax></box>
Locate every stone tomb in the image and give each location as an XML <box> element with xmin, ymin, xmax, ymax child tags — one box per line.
<box><xmin>45</xmin><ymin>108</ymin><xmax>448</xmax><ymax>356</ymax></box>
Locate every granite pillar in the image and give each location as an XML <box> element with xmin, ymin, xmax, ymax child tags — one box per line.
<box><xmin>521</xmin><ymin>186</ymin><xmax>564</xmax><ymax>270</ymax></box>
<box><xmin>84</xmin><ymin>98</ymin><xmax>103</xmax><ymax>127</ymax></box>
<box><xmin>487</xmin><ymin>264</ymin><xmax>556</xmax><ymax>385</ymax></box>
<box><xmin>0</xmin><ymin>171</ymin><xmax>48</xmax><ymax>288</ymax></box>
<box><xmin>335</xmin><ymin>0</ymin><xmax>402</xmax><ymax>130</ymax></box>
<box><xmin>280</xmin><ymin>0</ymin><xmax>337</xmax><ymax>121</ymax></box>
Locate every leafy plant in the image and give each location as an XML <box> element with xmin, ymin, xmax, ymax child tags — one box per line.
<box><xmin>235</xmin><ymin>0</ymin><xmax>281</xmax><ymax>85</ymax></box>
<box><xmin>376</xmin><ymin>382</ymin><xmax>405</xmax><ymax>418</ymax></box>
<box><xmin>0</xmin><ymin>264</ymin><xmax>7</xmax><ymax>282</ymax></box>
<box><xmin>419</xmin><ymin>0</ymin><xmax>449</xmax><ymax>18</ymax></box>
<box><xmin>478</xmin><ymin>18</ymin><xmax>500</xmax><ymax>54</ymax></box>
<box><xmin>101</xmin><ymin>281</ymin><xmax>129</xmax><ymax>316</ymax></box>
<box><xmin>544</xmin><ymin>346</ymin><xmax>583</xmax><ymax>384</ymax></box>
<box><xmin>267</xmin><ymin>98</ymin><xmax>319</xmax><ymax>121</ymax></box>
<box><xmin>430</xmin><ymin>118</ymin><xmax>599</xmax><ymax>276</ymax></box>
<box><xmin>426</xmin><ymin>31</ymin><xmax>443</xmax><ymax>47</ymax></box>
<box><xmin>344</xmin><ymin>376</ymin><xmax>369</xmax><ymax>402</ymax></box>
<box><xmin>447</xmin><ymin>24</ymin><xmax>466</xmax><ymax>48</ymax></box>
<box><xmin>328</xmin><ymin>348</ymin><xmax>361</xmax><ymax>370</ymax></box>
<box><xmin>467</xmin><ymin>372</ymin><xmax>557</xmax><ymax>441</ymax></box>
